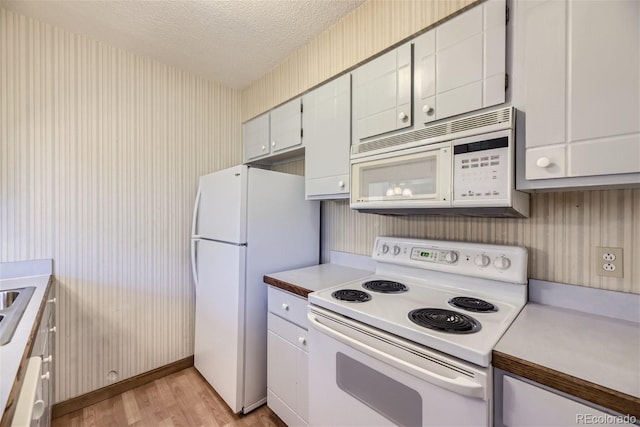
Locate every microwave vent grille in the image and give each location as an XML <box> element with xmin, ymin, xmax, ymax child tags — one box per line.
<box><xmin>353</xmin><ymin>107</ymin><xmax>512</xmax><ymax>156</ymax></box>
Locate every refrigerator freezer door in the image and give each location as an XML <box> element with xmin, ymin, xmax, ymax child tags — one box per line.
<box><xmin>195</xmin><ymin>165</ymin><xmax>248</xmax><ymax>244</ymax></box>
<box><xmin>194</xmin><ymin>239</ymin><xmax>246</xmax><ymax>413</ymax></box>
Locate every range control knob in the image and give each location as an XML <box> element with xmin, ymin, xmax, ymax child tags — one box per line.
<box><xmin>474</xmin><ymin>254</ymin><xmax>491</xmax><ymax>267</ymax></box>
<box><xmin>493</xmin><ymin>256</ymin><xmax>511</xmax><ymax>270</ymax></box>
<box><xmin>443</xmin><ymin>251</ymin><xmax>459</xmax><ymax>264</ymax></box>
<box><xmin>381</xmin><ymin>244</ymin><xmax>389</xmax><ymax>254</ymax></box>
<box><xmin>393</xmin><ymin>245</ymin><xmax>401</xmax><ymax>255</ymax></box>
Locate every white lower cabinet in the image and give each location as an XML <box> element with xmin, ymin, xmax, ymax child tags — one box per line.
<box><xmin>267</xmin><ymin>287</ymin><xmax>308</xmax><ymax>426</ymax></box>
<box><xmin>12</xmin><ymin>286</ymin><xmax>55</xmax><ymax>427</ymax></box>
<box><xmin>501</xmin><ymin>376</ymin><xmax>635</xmax><ymax>427</ymax></box>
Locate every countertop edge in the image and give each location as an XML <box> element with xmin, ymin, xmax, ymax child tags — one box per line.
<box><xmin>263</xmin><ymin>275</ymin><xmax>310</xmax><ymax>298</ymax></box>
<box><xmin>0</xmin><ymin>276</ymin><xmax>53</xmax><ymax>427</ymax></box>
<box><xmin>492</xmin><ymin>349</ymin><xmax>640</xmax><ymax>419</ymax></box>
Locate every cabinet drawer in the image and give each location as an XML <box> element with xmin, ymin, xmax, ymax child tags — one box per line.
<box><xmin>268</xmin><ymin>286</ymin><xmax>308</xmax><ymax>328</ymax></box>
<box><xmin>268</xmin><ymin>313</ymin><xmax>308</xmax><ymax>352</ymax></box>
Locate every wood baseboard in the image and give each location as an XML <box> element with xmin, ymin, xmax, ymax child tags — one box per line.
<box><xmin>52</xmin><ymin>355</ymin><xmax>194</xmax><ymax>418</ymax></box>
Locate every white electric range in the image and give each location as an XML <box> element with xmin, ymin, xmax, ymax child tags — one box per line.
<box><xmin>307</xmin><ymin>237</ymin><xmax>528</xmax><ymax>427</ymax></box>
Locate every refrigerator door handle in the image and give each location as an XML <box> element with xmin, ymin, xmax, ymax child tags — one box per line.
<box><xmin>191</xmin><ymin>188</ymin><xmax>202</xmax><ymax>292</ymax></box>
<box><xmin>191</xmin><ymin>237</ymin><xmax>200</xmax><ymax>292</ymax></box>
<box><xmin>191</xmin><ymin>188</ymin><xmax>202</xmax><ymax>237</ymax></box>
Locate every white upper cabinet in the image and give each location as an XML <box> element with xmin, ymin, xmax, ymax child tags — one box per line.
<box><xmin>414</xmin><ymin>0</ymin><xmax>506</xmax><ymax>126</ymax></box>
<box><xmin>352</xmin><ymin>42</ymin><xmax>412</xmax><ymax>142</ymax></box>
<box><xmin>243</xmin><ymin>113</ymin><xmax>270</xmax><ymax>162</ymax></box>
<box><xmin>243</xmin><ymin>97</ymin><xmax>302</xmax><ymax>163</ymax></box>
<box><xmin>270</xmin><ymin>98</ymin><xmax>303</xmax><ymax>154</ymax></box>
<box><xmin>303</xmin><ymin>74</ymin><xmax>351</xmax><ymax>200</ymax></box>
<box><xmin>520</xmin><ymin>0</ymin><xmax>640</xmax><ymax>182</ymax></box>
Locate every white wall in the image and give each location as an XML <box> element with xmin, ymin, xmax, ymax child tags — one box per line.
<box><xmin>0</xmin><ymin>8</ymin><xmax>242</xmax><ymax>401</ymax></box>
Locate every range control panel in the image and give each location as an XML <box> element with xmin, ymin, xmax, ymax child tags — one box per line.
<box><xmin>410</xmin><ymin>247</ymin><xmax>459</xmax><ymax>265</ymax></box>
<box><xmin>373</xmin><ymin>237</ymin><xmax>528</xmax><ymax>284</ymax></box>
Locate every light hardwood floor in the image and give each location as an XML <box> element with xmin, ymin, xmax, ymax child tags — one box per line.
<box><xmin>52</xmin><ymin>368</ymin><xmax>287</xmax><ymax>427</ymax></box>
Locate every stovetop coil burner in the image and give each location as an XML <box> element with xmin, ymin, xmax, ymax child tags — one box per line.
<box><xmin>362</xmin><ymin>280</ymin><xmax>408</xmax><ymax>294</ymax></box>
<box><xmin>449</xmin><ymin>296</ymin><xmax>497</xmax><ymax>313</ymax></box>
<box><xmin>408</xmin><ymin>308</ymin><xmax>481</xmax><ymax>334</ymax></box>
<box><xmin>332</xmin><ymin>289</ymin><xmax>372</xmax><ymax>303</ymax></box>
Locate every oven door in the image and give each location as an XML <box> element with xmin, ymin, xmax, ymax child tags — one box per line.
<box><xmin>350</xmin><ymin>141</ymin><xmax>452</xmax><ymax>210</ymax></box>
<box><xmin>307</xmin><ymin>306</ymin><xmax>490</xmax><ymax>427</ymax></box>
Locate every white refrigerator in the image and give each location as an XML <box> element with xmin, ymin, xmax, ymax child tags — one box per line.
<box><xmin>191</xmin><ymin>165</ymin><xmax>319</xmax><ymax>414</ymax></box>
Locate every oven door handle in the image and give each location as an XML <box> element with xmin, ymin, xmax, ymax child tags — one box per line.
<box><xmin>308</xmin><ymin>312</ymin><xmax>485</xmax><ymax>399</ymax></box>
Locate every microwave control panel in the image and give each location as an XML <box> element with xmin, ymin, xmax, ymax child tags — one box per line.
<box><xmin>453</xmin><ymin>137</ymin><xmax>510</xmax><ymax>202</ymax></box>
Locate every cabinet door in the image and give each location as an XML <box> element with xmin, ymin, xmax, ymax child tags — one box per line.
<box><xmin>267</xmin><ymin>330</ymin><xmax>298</xmax><ymax>409</ymax></box>
<box><xmin>502</xmin><ymin>376</ymin><xmax>635</xmax><ymax>426</ymax></box>
<box><xmin>267</xmin><ymin>311</ymin><xmax>308</xmax><ymax>424</ymax></box>
<box><xmin>523</xmin><ymin>0</ymin><xmax>567</xmax><ymax>179</ymax></box>
<box><xmin>352</xmin><ymin>43</ymin><xmax>412</xmax><ymax>141</ymax></box>
<box><xmin>270</xmin><ymin>98</ymin><xmax>302</xmax><ymax>153</ymax></box>
<box><xmin>524</xmin><ymin>0</ymin><xmax>640</xmax><ymax>181</ymax></box>
<box><xmin>296</xmin><ymin>350</ymin><xmax>309</xmax><ymax>422</ymax></box>
<box><xmin>303</xmin><ymin>74</ymin><xmax>351</xmax><ymax>199</ymax></box>
<box><xmin>568</xmin><ymin>0</ymin><xmax>640</xmax><ymax>177</ymax></box>
<box><xmin>414</xmin><ymin>0</ymin><xmax>506</xmax><ymax>126</ymax></box>
<box><xmin>243</xmin><ymin>113</ymin><xmax>270</xmax><ymax>162</ymax></box>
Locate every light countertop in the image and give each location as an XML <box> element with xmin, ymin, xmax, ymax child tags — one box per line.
<box><xmin>0</xmin><ymin>260</ymin><xmax>52</xmax><ymax>424</ymax></box>
<box><xmin>495</xmin><ymin>303</ymin><xmax>640</xmax><ymax>398</ymax></box>
<box><xmin>494</xmin><ymin>280</ymin><xmax>640</xmax><ymax>418</ymax></box>
<box><xmin>264</xmin><ymin>263</ymin><xmax>373</xmax><ymax>297</ymax></box>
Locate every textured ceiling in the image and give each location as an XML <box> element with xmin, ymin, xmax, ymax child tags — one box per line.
<box><xmin>1</xmin><ymin>0</ymin><xmax>364</xmax><ymax>88</ymax></box>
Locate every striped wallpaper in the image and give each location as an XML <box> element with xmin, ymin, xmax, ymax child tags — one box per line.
<box><xmin>0</xmin><ymin>8</ymin><xmax>242</xmax><ymax>402</ymax></box>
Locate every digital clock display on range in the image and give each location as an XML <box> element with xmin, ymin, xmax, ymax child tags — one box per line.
<box><xmin>412</xmin><ymin>248</ymin><xmax>438</xmax><ymax>262</ymax></box>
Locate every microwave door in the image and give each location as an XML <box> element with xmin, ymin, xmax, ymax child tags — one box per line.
<box><xmin>350</xmin><ymin>141</ymin><xmax>452</xmax><ymax>210</ymax></box>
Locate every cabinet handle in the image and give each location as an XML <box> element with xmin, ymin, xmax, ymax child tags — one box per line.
<box><xmin>298</xmin><ymin>337</ymin><xmax>306</xmax><ymax>345</ymax></box>
<box><xmin>281</xmin><ymin>303</ymin><xmax>289</xmax><ymax>311</ymax></box>
<box><xmin>261</xmin><ymin>145</ymin><xmax>266</xmax><ymax>151</ymax></box>
<box><xmin>536</xmin><ymin>157</ymin><xmax>552</xmax><ymax>168</ymax></box>
<box><xmin>41</xmin><ymin>372</ymin><xmax>50</xmax><ymax>381</ymax></box>
<box><xmin>338</xmin><ymin>180</ymin><xmax>345</xmax><ymax>189</ymax></box>
<box><xmin>49</xmin><ymin>326</ymin><xmax>57</xmax><ymax>333</ymax></box>
<box><xmin>271</xmin><ymin>141</ymin><xmax>276</xmax><ymax>148</ymax></box>
<box><xmin>42</xmin><ymin>355</ymin><xmax>53</xmax><ymax>364</ymax></box>
<box><xmin>47</xmin><ymin>297</ymin><xmax>56</xmax><ymax>304</ymax></box>
<box><xmin>398</xmin><ymin>112</ymin><xmax>408</xmax><ymax>121</ymax></box>
<box><xmin>422</xmin><ymin>105</ymin><xmax>433</xmax><ymax>114</ymax></box>
<box><xmin>32</xmin><ymin>399</ymin><xmax>46</xmax><ymax>420</ymax></box>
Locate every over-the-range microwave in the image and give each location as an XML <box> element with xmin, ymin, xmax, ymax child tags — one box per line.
<box><xmin>350</xmin><ymin>107</ymin><xmax>529</xmax><ymax>217</ymax></box>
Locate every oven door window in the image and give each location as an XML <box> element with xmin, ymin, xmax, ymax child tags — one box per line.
<box><xmin>337</xmin><ymin>352</ymin><xmax>422</xmax><ymax>427</ymax></box>
<box><xmin>351</xmin><ymin>143</ymin><xmax>451</xmax><ymax>203</ymax></box>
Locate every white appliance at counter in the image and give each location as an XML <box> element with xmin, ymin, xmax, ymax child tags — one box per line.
<box><xmin>307</xmin><ymin>237</ymin><xmax>528</xmax><ymax>426</ymax></box>
<box><xmin>191</xmin><ymin>165</ymin><xmax>319</xmax><ymax>414</ymax></box>
<box><xmin>350</xmin><ymin>107</ymin><xmax>529</xmax><ymax>217</ymax></box>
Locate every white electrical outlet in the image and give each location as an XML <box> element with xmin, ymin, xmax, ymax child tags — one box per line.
<box><xmin>595</xmin><ymin>247</ymin><xmax>623</xmax><ymax>278</ymax></box>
